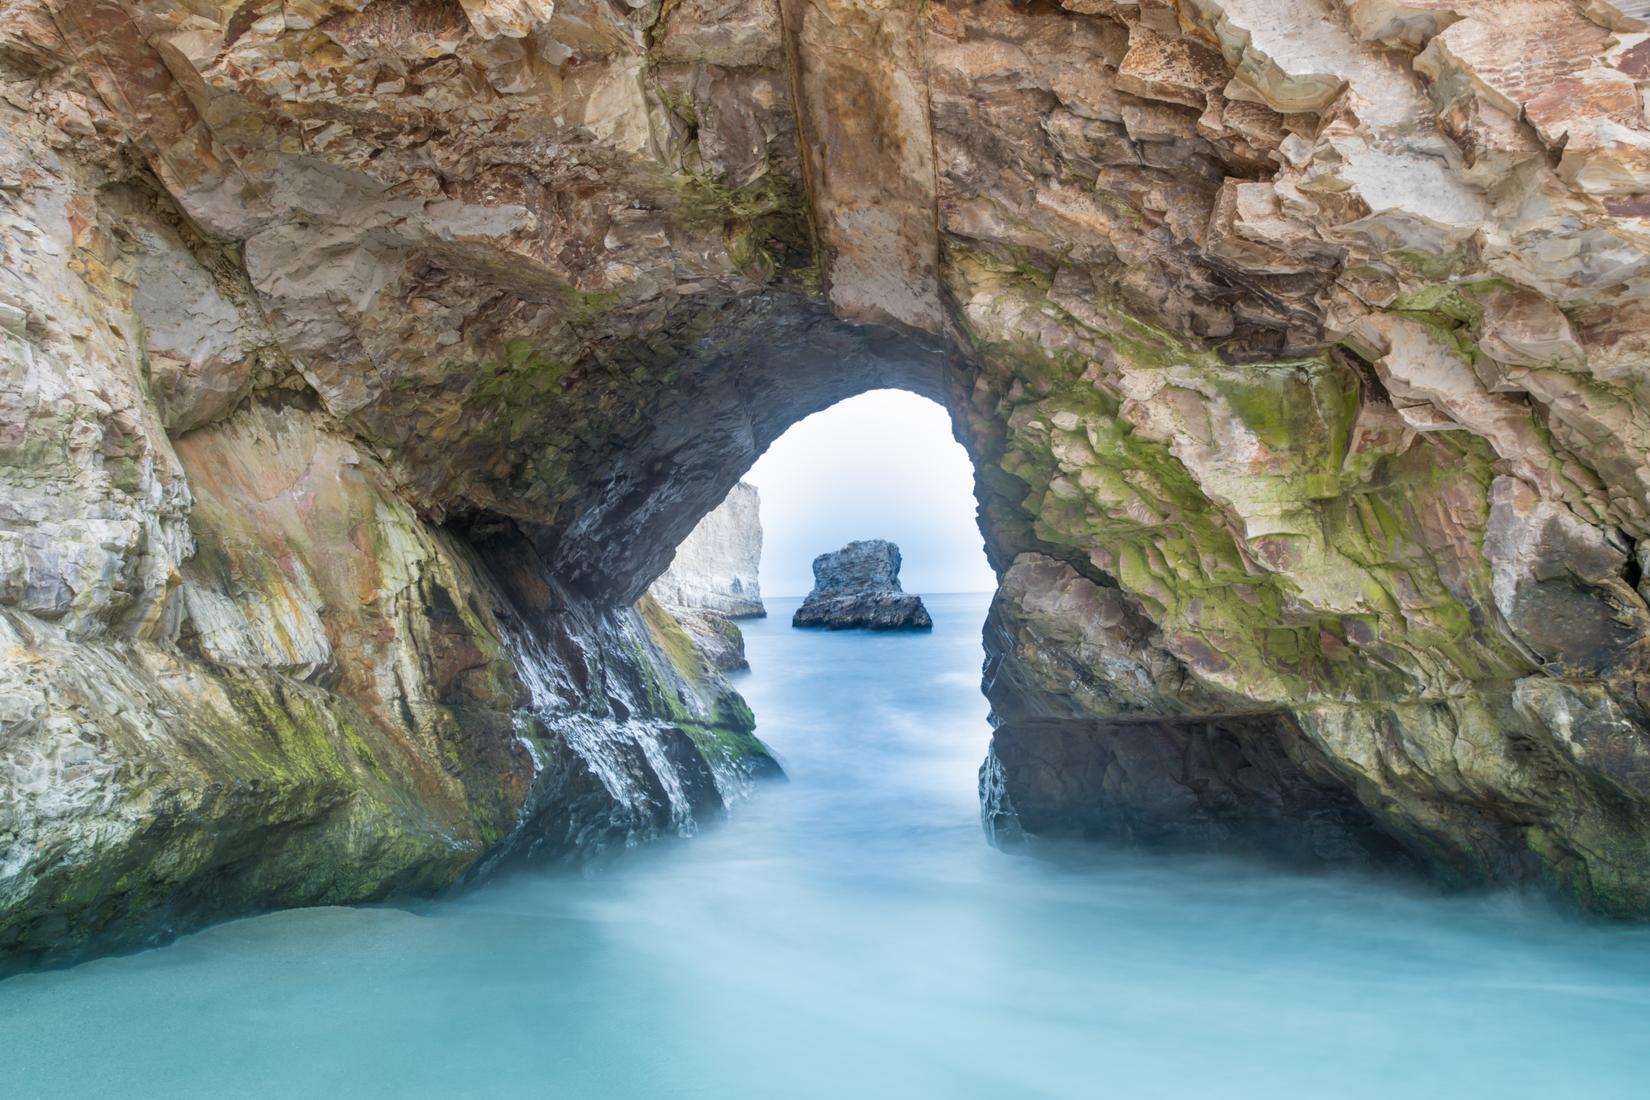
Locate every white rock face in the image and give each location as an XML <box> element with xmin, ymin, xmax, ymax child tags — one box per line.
<box><xmin>649</xmin><ymin>482</ymin><xmax>765</xmax><ymax>618</ymax></box>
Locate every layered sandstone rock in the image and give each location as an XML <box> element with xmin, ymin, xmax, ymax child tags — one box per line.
<box><xmin>793</xmin><ymin>540</ymin><xmax>933</xmax><ymax>630</ymax></box>
<box><xmin>5</xmin><ymin>0</ymin><xmax>1650</xmax><ymax>966</ymax></box>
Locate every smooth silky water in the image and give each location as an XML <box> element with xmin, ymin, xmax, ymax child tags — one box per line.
<box><xmin>5</xmin><ymin>593</ymin><xmax>1650</xmax><ymax>1098</ymax></box>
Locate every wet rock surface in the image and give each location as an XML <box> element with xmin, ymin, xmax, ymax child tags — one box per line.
<box><xmin>980</xmin><ymin>715</ymin><xmax>1414</xmax><ymax>869</ymax></box>
<box><xmin>0</xmin><ymin>401</ymin><xmax>780</xmax><ymax>971</ymax></box>
<box><xmin>671</xmin><ymin>608</ymin><xmax>752</xmax><ymax>672</ymax></box>
<box><xmin>793</xmin><ymin>541</ymin><xmax>933</xmax><ymax>630</ymax></box>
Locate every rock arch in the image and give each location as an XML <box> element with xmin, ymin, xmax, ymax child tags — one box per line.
<box><xmin>7</xmin><ymin>0</ymin><xmax>1650</xmax><ymax>966</ymax></box>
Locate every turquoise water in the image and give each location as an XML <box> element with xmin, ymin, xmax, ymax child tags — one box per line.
<box><xmin>5</xmin><ymin>592</ymin><xmax>1650</xmax><ymax>1098</ymax></box>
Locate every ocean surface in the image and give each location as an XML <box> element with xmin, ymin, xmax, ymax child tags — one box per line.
<box><xmin>5</xmin><ymin>592</ymin><xmax>1650</xmax><ymax>1098</ymax></box>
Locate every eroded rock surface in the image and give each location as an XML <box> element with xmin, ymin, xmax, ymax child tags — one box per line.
<box><xmin>793</xmin><ymin>540</ymin><xmax>933</xmax><ymax>630</ymax></box>
<box><xmin>0</xmin><ymin>398</ymin><xmax>778</xmax><ymax>969</ymax></box>
<box><xmin>5</xmin><ymin>0</ymin><xmax>1650</xmax><ymax>964</ymax></box>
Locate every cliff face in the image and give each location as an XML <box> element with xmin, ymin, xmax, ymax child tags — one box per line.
<box><xmin>649</xmin><ymin>482</ymin><xmax>766</xmax><ymax>619</ymax></box>
<box><xmin>648</xmin><ymin>480</ymin><xmax>765</xmax><ymax>669</ymax></box>
<box><xmin>5</xmin><ymin>0</ymin><xmax>1650</xmax><ymax>963</ymax></box>
<box><xmin>0</xmin><ymin>393</ymin><xmax>777</xmax><ymax>967</ymax></box>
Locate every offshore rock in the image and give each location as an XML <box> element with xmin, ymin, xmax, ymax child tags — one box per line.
<box><xmin>793</xmin><ymin>541</ymin><xmax>933</xmax><ymax>630</ymax></box>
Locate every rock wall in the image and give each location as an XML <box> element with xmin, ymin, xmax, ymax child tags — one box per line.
<box><xmin>0</xmin><ymin>391</ymin><xmax>777</xmax><ymax>968</ymax></box>
<box><xmin>0</xmin><ymin>57</ymin><xmax>777</xmax><ymax>966</ymax></box>
<box><xmin>939</xmin><ymin>0</ymin><xmax>1650</xmax><ymax>912</ymax></box>
<box><xmin>649</xmin><ymin>482</ymin><xmax>766</xmax><ymax>618</ymax></box>
<box><xmin>5</xmin><ymin>0</ymin><xmax>1650</xmax><ymax>965</ymax></box>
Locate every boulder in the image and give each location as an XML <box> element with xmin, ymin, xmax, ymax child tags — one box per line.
<box><xmin>672</xmin><ymin>607</ymin><xmax>751</xmax><ymax>672</ymax></box>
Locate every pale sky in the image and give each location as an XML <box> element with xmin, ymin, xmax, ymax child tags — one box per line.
<box><xmin>744</xmin><ymin>389</ymin><xmax>997</xmax><ymax>597</ymax></box>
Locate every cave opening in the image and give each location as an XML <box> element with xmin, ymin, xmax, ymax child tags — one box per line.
<box><xmin>631</xmin><ymin>377</ymin><xmax>1415</xmax><ymax>918</ymax></box>
<box><xmin>627</xmin><ymin>365</ymin><xmax>1410</xmax><ymax>874</ymax></box>
<box><xmin>742</xmin><ymin>389</ymin><xmax>994</xmax><ymax>602</ymax></box>
<box><xmin>641</xmin><ymin>385</ymin><xmax>999</xmax><ymax>816</ymax></box>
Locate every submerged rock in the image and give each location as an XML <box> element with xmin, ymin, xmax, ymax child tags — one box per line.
<box><xmin>793</xmin><ymin>541</ymin><xmax>932</xmax><ymax>630</ymax></box>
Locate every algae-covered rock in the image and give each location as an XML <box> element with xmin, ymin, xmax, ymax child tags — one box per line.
<box><xmin>671</xmin><ymin>608</ymin><xmax>753</xmax><ymax>672</ymax></box>
<box><xmin>0</xmin><ymin>400</ymin><xmax>779</xmax><ymax>970</ymax></box>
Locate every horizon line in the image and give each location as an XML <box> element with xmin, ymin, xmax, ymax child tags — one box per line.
<box><xmin>757</xmin><ymin>589</ymin><xmax>996</xmax><ymax>599</ymax></box>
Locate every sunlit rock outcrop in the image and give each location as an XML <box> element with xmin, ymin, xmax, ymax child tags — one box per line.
<box><xmin>5</xmin><ymin>0</ymin><xmax>1650</xmax><ymax>966</ymax></box>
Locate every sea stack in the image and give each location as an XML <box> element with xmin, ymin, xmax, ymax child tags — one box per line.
<box><xmin>792</xmin><ymin>540</ymin><xmax>932</xmax><ymax>631</ymax></box>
